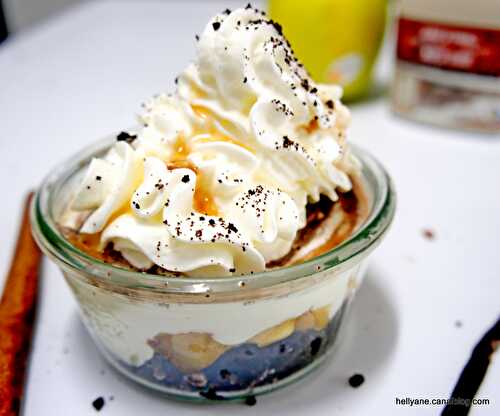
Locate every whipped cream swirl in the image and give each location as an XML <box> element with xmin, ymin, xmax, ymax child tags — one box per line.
<box><xmin>68</xmin><ymin>6</ymin><xmax>358</xmax><ymax>277</ymax></box>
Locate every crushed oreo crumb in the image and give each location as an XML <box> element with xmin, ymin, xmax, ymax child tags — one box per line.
<box><xmin>181</xmin><ymin>175</ymin><xmax>190</xmax><ymax>183</ymax></box>
<box><xmin>301</xmin><ymin>78</ymin><xmax>310</xmax><ymax>91</ymax></box>
<box><xmin>348</xmin><ymin>373</ymin><xmax>365</xmax><ymax>388</ymax></box>
<box><xmin>220</xmin><ymin>369</ymin><xmax>231</xmax><ymax>379</ymax></box>
<box><xmin>212</xmin><ymin>21</ymin><xmax>221</xmax><ymax>31</ymax></box>
<box><xmin>245</xmin><ymin>395</ymin><xmax>257</xmax><ymax>406</ymax></box>
<box><xmin>92</xmin><ymin>397</ymin><xmax>105</xmax><ymax>411</ymax></box>
<box><xmin>310</xmin><ymin>337</ymin><xmax>322</xmax><ymax>356</ymax></box>
<box><xmin>271</xmin><ymin>20</ymin><xmax>282</xmax><ymax>35</ymax></box>
<box><xmin>116</xmin><ymin>131</ymin><xmax>137</xmax><ymax>143</ymax></box>
<box><xmin>200</xmin><ymin>388</ymin><xmax>225</xmax><ymax>401</ymax></box>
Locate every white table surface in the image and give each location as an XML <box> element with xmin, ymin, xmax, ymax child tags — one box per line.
<box><xmin>0</xmin><ymin>1</ymin><xmax>498</xmax><ymax>414</ymax></box>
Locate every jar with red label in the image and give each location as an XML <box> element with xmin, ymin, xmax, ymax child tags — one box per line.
<box><xmin>391</xmin><ymin>0</ymin><xmax>500</xmax><ymax>133</ymax></box>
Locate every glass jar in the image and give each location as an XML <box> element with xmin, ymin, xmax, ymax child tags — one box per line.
<box><xmin>31</xmin><ymin>137</ymin><xmax>395</xmax><ymax>402</ymax></box>
<box><xmin>391</xmin><ymin>0</ymin><xmax>500</xmax><ymax>133</ymax></box>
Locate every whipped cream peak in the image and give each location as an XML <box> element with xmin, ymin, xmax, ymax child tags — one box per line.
<box><xmin>67</xmin><ymin>6</ymin><xmax>358</xmax><ymax>277</ymax></box>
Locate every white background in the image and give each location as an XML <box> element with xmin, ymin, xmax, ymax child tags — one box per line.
<box><xmin>0</xmin><ymin>1</ymin><xmax>498</xmax><ymax>414</ymax></box>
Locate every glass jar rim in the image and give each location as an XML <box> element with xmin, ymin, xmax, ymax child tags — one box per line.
<box><xmin>31</xmin><ymin>136</ymin><xmax>395</xmax><ymax>295</ymax></box>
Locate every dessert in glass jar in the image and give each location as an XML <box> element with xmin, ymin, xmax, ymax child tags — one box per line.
<box><xmin>31</xmin><ymin>5</ymin><xmax>395</xmax><ymax>402</ymax></box>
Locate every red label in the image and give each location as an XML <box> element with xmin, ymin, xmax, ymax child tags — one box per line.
<box><xmin>397</xmin><ymin>17</ymin><xmax>500</xmax><ymax>76</ymax></box>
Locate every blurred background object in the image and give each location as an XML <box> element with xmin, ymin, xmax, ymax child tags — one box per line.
<box><xmin>391</xmin><ymin>0</ymin><xmax>500</xmax><ymax>133</ymax></box>
<box><xmin>0</xmin><ymin>1</ymin><xmax>8</xmax><ymax>43</ymax></box>
<box><xmin>2</xmin><ymin>0</ymin><xmax>498</xmax><ymax>132</ymax></box>
<box><xmin>2</xmin><ymin>0</ymin><xmax>388</xmax><ymax>103</ymax></box>
<box><xmin>269</xmin><ymin>0</ymin><xmax>388</xmax><ymax>102</ymax></box>
<box><xmin>3</xmin><ymin>0</ymin><xmax>84</xmax><ymax>33</ymax></box>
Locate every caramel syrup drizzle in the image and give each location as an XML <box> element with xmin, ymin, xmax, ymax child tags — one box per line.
<box><xmin>191</xmin><ymin>105</ymin><xmax>254</xmax><ymax>153</ymax></box>
<box><xmin>67</xmin><ymin>109</ymin><xmax>230</xmax><ymax>256</ymax></box>
<box><xmin>168</xmin><ymin>135</ymin><xmax>219</xmax><ymax>216</ymax></box>
<box><xmin>65</xmin><ymin>203</ymin><xmax>134</xmax><ymax>263</ymax></box>
<box><xmin>168</xmin><ymin>104</ymin><xmax>258</xmax><ymax>216</ymax></box>
<box><xmin>66</xmin><ymin>104</ymin><xmax>364</xmax><ymax>268</ymax></box>
<box><xmin>66</xmin><ymin>230</ymin><xmax>107</xmax><ymax>262</ymax></box>
<box><xmin>303</xmin><ymin>118</ymin><xmax>319</xmax><ymax>134</ymax></box>
<box><xmin>298</xmin><ymin>176</ymin><xmax>369</xmax><ymax>263</ymax></box>
<box><xmin>298</xmin><ymin>204</ymin><xmax>357</xmax><ymax>263</ymax></box>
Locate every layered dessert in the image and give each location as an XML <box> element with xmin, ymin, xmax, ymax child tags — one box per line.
<box><xmin>55</xmin><ymin>5</ymin><xmax>371</xmax><ymax>398</ymax></box>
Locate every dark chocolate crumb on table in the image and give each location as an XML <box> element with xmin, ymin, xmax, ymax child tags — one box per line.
<box><xmin>245</xmin><ymin>395</ymin><xmax>257</xmax><ymax>406</ymax></box>
<box><xmin>348</xmin><ymin>374</ymin><xmax>365</xmax><ymax>388</ymax></box>
<box><xmin>422</xmin><ymin>228</ymin><xmax>435</xmax><ymax>240</ymax></box>
<box><xmin>92</xmin><ymin>397</ymin><xmax>105</xmax><ymax>411</ymax></box>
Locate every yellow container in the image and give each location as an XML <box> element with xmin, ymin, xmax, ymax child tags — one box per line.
<box><xmin>269</xmin><ymin>0</ymin><xmax>387</xmax><ymax>101</ymax></box>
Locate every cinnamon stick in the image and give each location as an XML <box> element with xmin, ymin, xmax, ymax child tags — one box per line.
<box><xmin>0</xmin><ymin>193</ymin><xmax>42</xmax><ymax>416</ymax></box>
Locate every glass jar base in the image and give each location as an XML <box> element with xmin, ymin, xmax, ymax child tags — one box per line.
<box><xmin>90</xmin><ymin>301</ymin><xmax>350</xmax><ymax>402</ymax></box>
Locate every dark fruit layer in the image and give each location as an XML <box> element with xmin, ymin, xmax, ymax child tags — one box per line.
<box><xmin>122</xmin><ymin>303</ymin><xmax>347</xmax><ymax>398</ymax></box>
